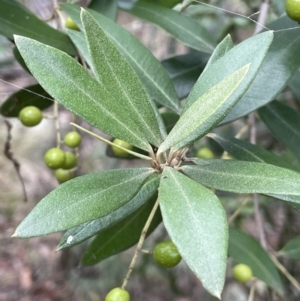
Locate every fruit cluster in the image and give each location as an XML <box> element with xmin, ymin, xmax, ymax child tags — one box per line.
<box><xmin>19</xmin><ymin>106</ymin><xmax>81</xmax><ymax>183</ymax></box>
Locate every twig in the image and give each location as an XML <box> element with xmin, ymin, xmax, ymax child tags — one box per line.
<box><xmin>248</xmin><ymin>280</ymin><xmax>256</xmax><ymax>301</ymax></box>
<box><xmin>254</xmin><ymin>0</ymin><xmax>270</xmax><ymax>34</ymax></box>
<box><xmin>54</xmin><ymin>101</ymin><xmax>62</xmax><ymax>148</ymax></box>
<box><xmin>228</xmin><ymin>197</ymin><xmax>251</xmax><ymax>225</ymax></box>
<box><xmin>122</xmin><ymin>199</ymin><xmax>159</xmax><ymax>289</ymax></box>
<box><xmin>269</xmin><ymin>252</ymin><xmax>300</xmax><ymax>292</ymax></box>
<box><xmin>3</xmin><ymin>120</ymin><xmax>27</xmax><ymax>202</ymax></box>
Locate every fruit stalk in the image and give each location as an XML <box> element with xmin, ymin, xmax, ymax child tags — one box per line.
<box><xmin>121</xmin><ymin>199</ymin><xmax>159</xmax><ymax>289</ymax></box>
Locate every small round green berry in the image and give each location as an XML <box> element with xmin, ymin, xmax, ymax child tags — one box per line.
<box><xmin>105</xmin><ymin>287</ymin><xmax>130</xmax><ymax>301</ymax></box>
<box><xmin>65</xmin><ymin>17</ymin><xmax>80</xmax><ymax>30</ymax></box>
<box><xmin>64</xmin><ymin>131</ymin><xmax>82</xmax><ymax>148</ymax></box>
<box><xmin>111</xmin><ymin>139</ymin><xmax>133</xmax><ymax>157</ymax></box>
<box><xmin>232</xmin><ymin>264</ymin><xmax>253</xmax><ymax>283</ymax></box>
<box><xmin>44</xmin><ymin>148</ymin><xmax>66</xmax><ymax>169</ymax></box>
<box><xmin>19</xmin><ymin>106</ymin><xmax>42</xmax><ymax>127</ymax></box>
<box><xmin>61</xmin><ymin>151</ymin><xmax>77</xmax><ymax>169</ymax></box>
<box><xmin>55</xmin><ymin>169</ymin><xmax>74</xmax><ymax>183</ymax></box>
<box><xmin>196</xmin><ymin>147</ymin><xmax>214</xmax><ymax>159</ymax></box>
<box><xmin>285</xmin><ymin>0</ymin><xmax>300</xmax><ymax>23</ymax></box>
<box><xmin>153</xmin><ymin>240</ymin><xmax>182</xmax><ymax>268</ymax></box>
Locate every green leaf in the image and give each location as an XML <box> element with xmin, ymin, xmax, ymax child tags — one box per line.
<box><xmin>15</xmin><ymin>36</ymin><xmax>152</xmax><ymax>152</ymax></box>
<box><xmin>0</xmin><ymin>84</ymin><xmax>52</xmax><ymax>117</ymax></box>
<box><xmin>289</xmin><ymin>69</ymin><xmax>300</xmax><ymax>104</ymax></box>
<box><xmin>159</xmin><ymin>168</ymin><xmax>228</xmax><ymax>298</ymax></box>
<box><xmin>57</xmin><ymin>176</ymin><xmax>159</xmax><ymax>250</ymax></box>
<box><xmin>88</xmin><ymin>0</ymin><xmax>118</xmax><ymax>20</ymax></box>
<box><xmin>279</xmin><ymin>235</ymin><xmax>300</xmax><ymax>260</ymax></box>
<box><xmin>161</xmin><ymin>112</ymin><xmax>180</xmax><ymax>133</ymax></box>
<box><xmin>60</xmin><ymin>3</ymin><xmax>181</xmax><ymax>113</ymax></box>
<box><xmin>81</xmin><ymin>9</ymin><xmax>164</xmax><ymax>146</ymax></box>
<box><xmin>222</xmin><ymin>16</ymin><xmax>300</xmax><ymax>124</ymax></box>
<box><xmin>66</xmin><ymin>30</ymin><xmax>92</xmax><ymax>67</ymax></box>
<box><xmin>209</xmin><ymin>133</ymin><xmax>296</xmax><ymax>171</ymax></box>
<box><xmin>258</xmin><ymin>100</ymin><xmax>300</xmax><ymax>162</ymax></box>
<box><xmin>121</xmin><ymin>1</ymin><xmax>217</xmax><ymax>53</ymax></box>
<box><xmin>0</xmin><ymin>0</ymin><xmax>76</xmax><ymax>55</ymax></box>
<box><xmin>182</xmin><ymin>159</ymin><xmax>300</xmax><ymax>197</ymax></box>
<box><xmin>183</xmin><ymin>31</ymin><xmax>273</xmax><ymax>113</ymax></box>
<box><xmin>202</xmin><ymin>34</ymin><xmax>233</xmax><ymax>73</ymax></box>
<box><xmin>229</xmin><ymin>228</ymin><xmax>283</xmax><ymax>295</ymax></box>
<box><xmin>208</xmin><ymin>134</ymin><xmax>300</xmax><ymax>204</ymax></box>
<box><xmin>158</xmin><ymin>64</ymin><xmax>250</xmax><ymax>153</ymax></box>
<box><xmin>82</xmin><ymin>194</ymin><xmax>162</xmax><ymax>265</ymax></box>
<box><xmin>161</xmin><ymin>51</ymin><xmax>209</xmax><ymax>100</ymax></box>
<box><xmin>12</xmin><ymin>45</ymin><xmax>31</xmax><ymax>73</ymax></box>
<box><xmin>13</xmin><ymin>168</ymin><xmax>154</xmax><ymax>238</ymax></box>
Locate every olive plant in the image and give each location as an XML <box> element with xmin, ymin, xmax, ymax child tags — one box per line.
<box><xmin>2</xmin><ymin>0</ymin><xmax>300</xmax><ymax>299</ymax></box>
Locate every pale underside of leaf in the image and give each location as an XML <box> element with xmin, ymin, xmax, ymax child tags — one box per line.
<box><xmin>158</xmin><ymin>64</ymin><xmax>250</xmax><ymax>153</ymax></box>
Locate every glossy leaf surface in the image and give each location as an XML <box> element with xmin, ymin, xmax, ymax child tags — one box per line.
<box><xmin>229</xmin><ymin>228</ymin><xmax>283</xmax><ymax>295</ymax></box>
<box><xmin>0</xmin><ymin>0</ymin><xmax>76</xmax><ymax>55</ymax></box>
<box><xmin>223</xmin><ymin>16</ymin><xmax>300</xmax><ymax>124</ymax></box>
<box><xmin>158</xmin><ymin>64</ymin><xmax>250</xmax><ymax>153</ymax></box>
<box><xmin>15</xmin><ymin>36</ymin><xmax>152</xmax><ymax>151</ymax></box>
<box><xmin>57</xmin><ymin>176</ymin><xmax>159</xmax><ymax>250</ymax></box>
<box><xmin>122</xmin><ymin>1</ymin><xmax>217</xmax><ymax>53</ymax></box>
<box><xmin>0</xmin><ymin>84</ymin><xmax>52</xmax><ymax>117</ymax></box>
<box><xmin>280</xmin><ymin>235</ymin><xmax>300</xmax><ymax>260</ymax></box>
<box><xmin>182</xmin><ymin>160</ymin><xmax>300</xmax><ymax>197</ymax></box>
<box><xmin>82</xmin><ymin>195</ymin><xmax>162</xmax><ymax>265</ymax></box>
<box><xmin>13</xmin><ymin>168</ymin><xmax>154</xmax><ymax>237</ymax></box>
<box><xmin>159</xmin><ymin>168</ymin><xmax>228</xmax><ymax>298</ymax></box>
<box><xmin>183</xmin><ymin>31</ymin><xmax>273</xmax><ymax>113</ymax></box>
<box><xmin>258</xmin><ymin>100</ymin><xmax>300</xmax><ymax>162</ymax></box>
<box><xmin>161</xmin><ymin>52</ymin><xmax>209</xmax><ymax>100</ymax></box>
<box><xmin>81</xmin><ymin>9</ymin><xmax>163</xmax><ymax>147</ymax></box>
<box><xmin>60</xmin><ymin>3</ymin><xmax>181</xmax><ymax>113</ymax></box>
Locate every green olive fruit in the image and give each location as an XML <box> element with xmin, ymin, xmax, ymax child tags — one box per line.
<box><xmin>111</xmin><ymin>139</ymin><xmax>133</xmax><ymax>157</ymax></box>
<box><xmin>285</xmin><ymin>0</ymin><xmax>300</xmax><ymax>22</ymax></box>
<box><xmin>61</xmin><ymin>152</ymin><xmax>77</xmax><ymax>169</ymax></box>
<box><xmin>44</xmin><ymin>148</ymin><xmax>66</xmax><ymax>169</ymax></box>
<box><xmin>65</xmin><ymin>17</ymin><xmax>80</xmax><ymax>31</ymax></box>
<box><xmin>153</xmin><ymin>240</ymin><xmax>182</xmax><ymax>268</ymax></box>
<box><xmin>196</xmin><ymin>147</ymin><xmax>214</xmax><ymax>159</ymax></box>
<box><xmin>64</xmin><ymin>131</ymin><xmax>82</xmax><ymax>148</ymax></box>
<box><xmin>232</xmin><ymin>263</ymin><xmax>253</xmax><ymax>283</ymax></box>
<box><xmin>19</xmin><ymin>106</ymin><xmax>42</xmax><ymax>127</ymax></box>
<box><xmin>105</xmin><ymin>287</ymin><xmax>130</xmax><ymax>301</ymax></box>
<box><xmin>55</xmin><ymin>169</ymin><xmax>74</xmax><ymax>183</ymax></box>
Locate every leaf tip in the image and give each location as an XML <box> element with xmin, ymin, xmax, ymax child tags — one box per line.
<box><xmin>11</xmin><ymin>231</ymin><xmax>18</xmax><ymax>238</ymax></box>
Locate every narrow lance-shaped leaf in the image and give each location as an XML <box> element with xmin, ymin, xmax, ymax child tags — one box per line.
<box><xmin>208</xmin><ymin>134</ymin><xmax>300</xmax><ymax>205</ymax></box>
<box><xmin>66</xmin><ymin>30</ymin><xmax>93</xmax><ymax>67</ymax></box>
<box><xmin>121</xmin><ymin>1</ymin><xmax>217</xmax><ymax>53</ymax></box>
<box><xmin>82</xmin><ymin>194</ymin><xmax>162</xmax><ymax>265</ymax></box>
<box><xmin>229</xmin><ymin>228</ymin><xmax>283</xmax><ymax>295</ymax></box>
<box><xmin>81</xmin><ymin>9</ymin><xmax>164</xmax><ymax>146</ymax></box>
<box><xmin>208</xmin><ymin>133</ymin><xmax>296</xmax><ymax>171</ymax></box>
<box><xmin>182</xmin><ymin>31</ymin><xmax>273</xmax><ymax>113</ymax></box>
<box><xmin>279</xmin><ymin>235</ymin><xmax>300</xmax><ymax>260</ymax></box>
<box><xmin>0</xmin><ymin>0</ymin><xmax>76</xmax><ymax>55</ymax></box>
<box><xmin>15</xmin><ymin>36</ymin><xmax>152</xmax><ymax>152</ymax></box>
<box><xmin>158</xmin><ymin>64</ymin><xmax>250</xmax><ymax>154</ymax></box>
<box><xmin>60</xmin><ymin>3</ymin><xmax>181</xmax><ymax>113</ymax></box>
<box><xmin>57</xmin><ymin>176</ymin><xmax>159</xmax><ymax>250</ymax></box>
<box><xmin>258</xmin><ymin>100</ymin><xmax>300</xmax><ymax>162</ymax></box>
<box><xmin>182</xmin><ymin>160</ymin><xmax>300</xmax><ymax>197</ymax></box>
<box><xmin>88</xmin><ymin>0</ymin><xmax>118</xmax><ymax>20</ymax></box>
<box><xmin>159</xmin><ymin>168</ymin><xmax>228</xmax><ymax>298</ymax></box>
<box><xmin>202</xmin><ymin>34</ymin><xmax>233</xmax><ymax>73</ymax></box>
<box><xmin>222</xmin><ymin>16</ymin><xmax>300</xmax><ymax>124</ymax></box>
<box><xmin>289</xmin><ymin>68</ymin><xmax>300</xmax><ymax>104</ymax></box>
<box><xmin>13</xmin><ymin>168</ymin><xmax>154</xmax><ymax>238</ymax></box>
